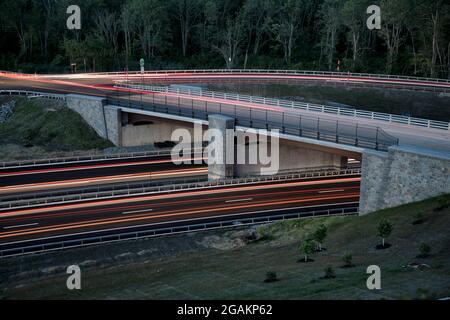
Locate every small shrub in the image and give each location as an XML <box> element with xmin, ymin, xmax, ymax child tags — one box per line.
<box><xmin>323</xmin><ymin>266</ymin><xmax>336</xmax><ymax>279</ymax></box>
<box><xmin>312</xmin><ymin>224</ymin><xmax>328</xmax><ymax>251</ymax></box>
<box><xmin>342</xmin><ymin>252</ymin><xmax>354</xmax><ymax>267</ymax></box>
<box><xmin>264</xmin><ymin>271</ymin><xmax>279</xmax><ymax>283</ymax></box>
<box><xmin>412</xmin><ymin>212</ymin><xmax>425</xmax><ymax>225</ymax></box>
<box><xmin>376</xmin><ymin>219</ymin><xmax>393</xmax><ymax>249</ymax></box>
<box><xmin>417</xmin><ymin>242</ymin><xmax>431</xmax><ymax>258</ymax></box>
<box><xmin>298</xmin><ymin>237</ymin><xmax>315</xmax><ymax>262</ymax></box>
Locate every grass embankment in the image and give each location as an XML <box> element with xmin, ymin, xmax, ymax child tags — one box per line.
<box><xmin>0</xmin><ymin>97</ymin><xmax>112</xmax><ymax>160</ymax></box>
<box><xmin>1</xmin><ymin>194</ymin><xmax>449</xmax><ymax>300</ymax></box>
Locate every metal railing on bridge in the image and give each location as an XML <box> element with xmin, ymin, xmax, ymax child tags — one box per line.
<box><xmin>1</xmin><ymin>88</ymin><xmax>400</xmax><ymax>151</ymax></box>
<box><xmin>45</xmin><ymin>69</ymin><xmax>450</xmax><ymax>86</ymax></box>
<box><xmin>124</xmin><ymin>84</ymin><xmax>450</xmax><ymax>131</ymax></box>
<box><xmin>108</xmin><ymin>85</ymin><xmax>399</xmax><ymax>151</ymax></box>
<box><xmin>0</xmin><ymin>89</ymin><xmax>66</xmax><ymax>101</ymax></box>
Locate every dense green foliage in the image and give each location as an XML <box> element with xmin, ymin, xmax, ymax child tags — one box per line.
<box><xmin>0</xmin><ymin>0</ymin><xmax>449</xmax><ymax>78</ymax></box>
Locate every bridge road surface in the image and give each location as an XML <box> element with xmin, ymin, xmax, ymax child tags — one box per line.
<box><xmin>0</xmin><ymin>155</ymin><xmax>207</xmax><ymax>195</ymax></box>
<box><xmin>138</xmin><ymin>89</ymin><xmax>450</xmax><ymax>154</ymax></box>
<box><xmin>1</xmin><ymin>73</ymin><xmax>449</xmax><ymax>154</ymax></box>
<box><xmin>0</xmin><ymin>175</ymin><xmax>360</xmax><ymax>252</ymax></box>
<box><xmin>35</xmin><ymin>70</ymin><xmax>450</xmax><ymax>91</ymax></box>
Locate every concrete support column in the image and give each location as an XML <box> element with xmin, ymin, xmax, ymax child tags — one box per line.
<box><xmin>208</xmin><ymin>114</ymin><xmax>235</xmax><ymax>181</ymax></box>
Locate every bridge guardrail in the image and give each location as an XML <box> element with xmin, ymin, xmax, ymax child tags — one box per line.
<box><xmin>107</xmin><ymin>87</ymin><xmax>399</xmax><ymax>151</ymax></box>
<box><xmin>34</xmin><ymin>69</ymin><xmax>450</xmax><ymax>85</ymax></box>
<box><xmin>2</xmin><ymin>88</ymin><xmax>400</xmax><ymax>153</ymax></box>
<box><xmin>3</xmin><ymin>69</ymin><xmax>450</xmax><ymax>92</ymax></box>
<box><xmin>0</xmin><ymin>167</ymin><xmax>361</xmax><ymax>211</ymax></box>
<box><xmin>120</xmin><ymin>84</ymin><xmax>450</xmax><ymax>131</ymax></box>
<box><xmin>0</xmin><ymin>89</ymin><xmax>66</xmax><ymax>101</ymax></box>
<box><xmin>0</xmin><ymin>205</ymin><xmax>359</xmax><ymax>259</ymax></box>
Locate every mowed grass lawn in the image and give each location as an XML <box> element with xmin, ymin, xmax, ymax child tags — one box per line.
<box><xmin>2</xmin><ymin>194</ymin><xmax>449</xmax><ymax>300</ymax></box>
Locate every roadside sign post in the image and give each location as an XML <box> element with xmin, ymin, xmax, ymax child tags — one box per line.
<box><xmin>140</xmin><ymin>58</ymin><xmax>145</xmax><ymax>74</ymax></box>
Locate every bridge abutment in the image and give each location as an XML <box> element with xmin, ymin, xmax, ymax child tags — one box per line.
<box><xmin>66</xmin><ymin>94</ymin><xmax>122</xmax><ymax>146</ymax></box>
<box><xmin>360</xmin><ymin>146</ymin><xmax>450</xmax><ymax>215</ymax></box>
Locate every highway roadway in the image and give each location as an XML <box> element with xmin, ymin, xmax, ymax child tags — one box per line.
<box><xmin>0</xmin><ymin>69</ymin><xmax>447</xmax><ymax>256</ymax></box>
<box><xmin>34</xmin><ymin>70</ymin><xmax>450</xmax><ymax>91</ymax></box>
<box><xmin>0</xmin><ymin>175</ymin><xmax>360</xmax><ymax>253</ymax></box>
<box><xmin>0</xmin><ymin>154</ymin><xmax>207</xmax><ymax>195</ymax></box>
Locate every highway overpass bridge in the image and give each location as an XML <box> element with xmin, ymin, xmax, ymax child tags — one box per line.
<box><xmin>1</xmin><ymin>71</ymin><xmax>449</xmax><ymax>216</ymax></box>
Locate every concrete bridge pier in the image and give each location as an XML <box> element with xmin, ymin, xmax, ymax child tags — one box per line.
<box><xmin>207</xmin><ymin>114</ymin><xmax>353</xmax><ymax>181</ymax></box>
<box><xmin>208</xmin><ymin>114</ymin><xmax>235</xmax><ymax>181</ymax></box>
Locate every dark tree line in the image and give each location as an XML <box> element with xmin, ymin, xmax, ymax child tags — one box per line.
<box><xmin>0</xmin><ymin>0</ymin><xmax>449</xmax><ymax>78</ymax></box>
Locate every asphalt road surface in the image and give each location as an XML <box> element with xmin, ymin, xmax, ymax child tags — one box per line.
<box><xmin>0</xmin><ymin>155</ymin><xmax>207</xmax><ymax>195</ymax></box>
<box><xmin>0</xmin><ymin>175</ymin><xmax>360</xmax><ymax>250</ymax></box>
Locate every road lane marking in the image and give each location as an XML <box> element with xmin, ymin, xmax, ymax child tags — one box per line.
<box><xmin>318</xmin><ymin>189</ymin><xmax>345</xmax><ymax>194</ymax></box>
<box><xmin>0</xmin><ymin>177</ymin><xmax>361</xmax><ymax>218</ymax></box>
<box><xmin>3</xmin><ymin>223</ymin><xmax>39</xmax><ymax>230</ymax></box>
<box><xmin>0</xmin><ymin>158</ymin><xmax>206</xmax><ymax>177</ymax></box>
<box><xmin>0</xmin><ymin>168</ymin><xmax>208</xmax><ymax>193</ymax></box>
<box><xmin>225</xmin><ymin>198</ymin><xmax>253</xmax><ymax>203</ymax></box>
<box><xmin>0</xmin><ymin>201</ymin><xmax>360</xmax><ymax>246</ymax></box>
<box><xmin>0</xmin><ymin>193</ymin><xmax>360</xmax><ymax>239</ymax></box>
<box><xmin>122</xmin><ymin>209</ymin><xmax>154</xmax><ymax>215</ymax></box>
<box><xmin>1</xmin><ymin>186</ymin><xmax>360</xmax><ymax>225</ymax></box>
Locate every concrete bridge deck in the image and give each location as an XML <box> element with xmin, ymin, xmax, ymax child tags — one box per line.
<box><xmin>120</xmin><ymin>87</ymin><xmax>450</xmax><ymax>155</ymax></box>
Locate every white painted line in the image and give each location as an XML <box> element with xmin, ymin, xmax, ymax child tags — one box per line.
<box><xmin>0</xmin><ymin>201</ymin><xmax>360</xmax><ymax>247</ymax></box>
<box><xmin>318</xmin><ymin>189</ymin><xmax>345</xmax><ymax>194</ymax></box>
<box><xmin>122</xmin><ymin>208</ymin><xmax>154</xmax><ymax>215</ymax></box>
<box><xmin>3</xmin><ymin>223</ymin><xmax>39</xmax><ymax>230</ymax></box>
<box><xmin>225</xmin><ymin>198</ymin><xmax>253</xmax><ymax>203</ymax></box>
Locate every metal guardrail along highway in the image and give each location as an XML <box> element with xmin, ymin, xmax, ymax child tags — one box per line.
<box><xmin>120</xmin><ymin>84</ymin><xmax>450</xmax><ymax>131</ymax></box>
<box><xmin>0</xmin><ymin>167</ymin><xmax>361</xmax><ymax>211</ymax></box>
<box><xmin>0</xmin><ymin>147</ymin><xmax>181</xmax><ymax>169</ymax></box>
<box><xmin>0</xmin><ymin>205</ymin><xmax>359</xmax><ymax>259</ymax></box>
